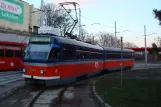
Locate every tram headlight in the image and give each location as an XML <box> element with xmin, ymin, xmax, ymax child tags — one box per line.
<box><xmin>40</xmin><ymin>70</ymin><xmax>44</xmax><ymax>74</ymax></box>
<box><xmin>23</xmin><ymin>68</ymin><xmax>26</xmax><ymax>73</ymax></box>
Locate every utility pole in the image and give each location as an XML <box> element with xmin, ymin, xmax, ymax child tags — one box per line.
<box><xmin>40</xmin><ymin>0</ymin><xmax>44</xmax><ymax>27</ymax></box>
<box><xmin>115</xmin><ymin>21</ymin><xmax>117</xmax><ymax>48</ymax></box>
<box><xmin>120</xmin><ymin>37</ymin><xmax>123</xmax><ymax>87</ymax></box>
<box><xmin>144</xmin><ymin>25</ymin><xmax>147</xmax><ymax>66</ymax></box>
<box><xmin>79</xmin><ymin>8</ymin><xmax>81</xmax><ymax>39</ymax></box>
<box><xmin>93</xmin><ymin>36</ymin><xmax>94</xmax><ymax>44</ymax></box>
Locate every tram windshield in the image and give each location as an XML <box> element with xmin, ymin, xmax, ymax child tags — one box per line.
<box><xmin>24</xmin><ymin>44</ymin><xmax>51</xmax><ymax>60</ymax></box>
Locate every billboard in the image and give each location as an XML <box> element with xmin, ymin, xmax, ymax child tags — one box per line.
<box><xmin>0</xmin><ymin>0</ymin><xmax>24</xmax><ymax>24</ymax></box>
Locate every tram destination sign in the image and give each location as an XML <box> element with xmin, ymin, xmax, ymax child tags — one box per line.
<box><xmin>30</xmin><ymin>37</ymin><xmax>51</xmax><ymax>42</ymax></box>
<box><xmin>0</xmin><ymin>0</ymin><xmax>24</xmax><ymax>23</ymax></box>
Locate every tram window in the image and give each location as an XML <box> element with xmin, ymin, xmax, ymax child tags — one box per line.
<box><xmin>76</xmin><ymin>50</ymin><xmax>80</xmax><ymax>59</ymax></box>
<box><xmin>106</xmin><ymin>53</ymin><xmax>112</xmax><ymax>59</ymax></box>
<box><xmin>93</xmin><ymin>52</ymin><xmax>96</xmax><ymax>59</ymax></box>
<box><xmin>84</xmin><ymin>51</ymin><xmax>89</xmax><ymax>60</ymax></box>
<box><xmin>15</xmin><ymin>50</ymin><xmax>22</xmax><ymax>58</ymax></box>
<box><xmin>125</xmin><ymin>53</ymin><xmax>128</xmax><ymax>58</ymax></box>
<box><xmin>0</xmin><ymin>49</ymin><xmax>4</xmax><ymax>57</ymax></box>
<box><xmin>95</xmin><ymin>53</ymin><xmax>98</xmax><ymax>59</ymax></box>
<box><xmin>63</xmin><ymin>44</ymin><xmax>75</xmax><ymax>50</ymax></box>
<box><xmin>116</xmin><ymin>52</ymin><xmax>120</xmax><ymax>59</ymax></box>
<box><xmin>95</xmin><ymin>52</ymin><xmax>99</xmax><ymax>59</ymax></box>
<box><xmin>114</xmin><ymin>52</ymin><xmax>118</xmax><ymax>59</ymax></box>
<box><xmin>91</xmin><ymin>52</ymin><xmax>95</xmax><ymax>60</ymax></box>
<box><xmin>113</xmin><ymin>52</ymin><xmax>116</xmax><ymax>59</ymax></box>
<box><xmin>76</xmin><ymin>50</ymin><xmax>82</xmax><ymax>60</ymax></box>
<box><xmin>99</xmin><ymin>53</ymin><xmax>102</xmax><ymax>59</ymax></box>
<box><xmin>127</xmin><ymin>53</ymin><xmax>130</xmax><ymax>58</ymax></box>
<box><xmin>6</xmin><ymin>50</ymin><xmax>14</xmax><ymax>58</ymax></box>
<box><xmin>126</xmin><ymin>53</ymin><xmax>129</xmax><ymax>58</ymax></box>
<box><xmin>124</xmin><ymin>53</ymin><xmax>127</xmax><ymax>58</ymax></box>
<box><xmin>63</xmin><ymin>49</ymin><xmax>75</xmax><ymax>60</ymax></box>
<box><xmin>49</xmin><ymin>48</ymin><xmax>60</xmax><ymax>60</ymax></box>
<box><xmin>123</xmin><ymin>52</ymin><xmax>125</xmax><ymax>58</ymax></box>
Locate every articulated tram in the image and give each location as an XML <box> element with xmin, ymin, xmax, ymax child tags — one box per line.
<box><xmin>22</xmin><ymin>34</ymin><xmax>134</xmax><ymax>86</ymax></box>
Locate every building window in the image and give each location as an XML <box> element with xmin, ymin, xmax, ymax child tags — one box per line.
<box><xmin>29</xmin><ymin>26</ymin><xmax>32</xmax><ymax>33</ymax></box>
<box><xmin>33</xmin><ymin>26</ymin><xmax>39</xmax><ymax>34</ymax></box>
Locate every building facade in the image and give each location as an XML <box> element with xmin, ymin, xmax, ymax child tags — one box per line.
<box><xmin>0</xmin><ymin>0</ymin><xmax>40</xmax><ymax>43</ymax></box>
<box><xmin>0</xmin><ymin>0</ymin><xmax>40</xmax><ymax>33</ymax></box>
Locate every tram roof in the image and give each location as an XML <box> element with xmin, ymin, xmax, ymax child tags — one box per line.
<box><xmin>31</xmin><ymin>35</ymin><xmax>134</xmax><ymax>52</ymax></box>
<box><xmin>54</xmin><ymin>36</ymin><xmax>103</xmax><ymax>50</ymax></box>
<box><xmin>0</xmin><ymin>41</ymin><xmax>27</xmax><ymax>46</ymax></box>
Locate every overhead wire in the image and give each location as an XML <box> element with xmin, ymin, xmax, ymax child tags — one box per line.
<box><xmin>80</xmin><ymin>14</ymin><xmax>143</xmax><ymax>33</ymax></box>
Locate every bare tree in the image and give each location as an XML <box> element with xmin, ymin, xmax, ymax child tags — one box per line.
<box><xmin>43</xmin><ymin>4</ymin><xmax>72</xmax><ymax>36</ymax></box>
<box><xmin>97</xmin><ymin>32</ymin><xmax>108</xmax><ymax>47</ymax></box>
<box><xmin>91</xmin><ymin>32</ymin><xmax>137</xmax><ymax>48</ymax></box>
<box><xmin>155</xmin><ymin>37</ymin><xmax>161</xmax><ymax>47</ymax></box>
<box><xmin>81</xmin><ymin>28</ymin><xmax>89</xmax><ymax>41</ymax></box>
<box><xmin>123</xmin><ymin>42</ymin><xmax>138</xmax><ymax>48</ymax></box>
<box><xmin>95</xmin><ymin>32</ymin><xmax>116</xmax><ymax>47</ymax></box>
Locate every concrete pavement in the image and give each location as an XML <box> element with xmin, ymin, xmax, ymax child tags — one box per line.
<box><xmin>0</xmin><ymin>80</ymin><xmax>25</xmax><ymax>101</ymax></box>
<box><xmin>0</xmin><ymin>70</ymin><xmax>23</xmax><ymax>85</ymax></box>
<box><xmin>0</xmin><ymin>70</ymin><xmax>25</xmax><ymax>101</ymax></box>
<box><xmin>134</xmin><ymin>63</ymin><xmax>161</xmax><ymax>69</ymax></box>
<box><xmin>55</xmin><ymin>79</ymin><xmax>101</xmax><ymax>107</ymax></box>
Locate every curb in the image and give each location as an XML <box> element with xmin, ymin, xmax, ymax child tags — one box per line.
<box><xmin>50</xmin><ymin>88</ymin><xmax>64</xmax><ymax>107</ymax></box>
<box><xmin>92</xmin><ymin>76</ymin><xmax>111</xmax><ymax>107</ymax></box>
<box><xmin>0</xmin><ymin>84</ymin><xmax>26</xmax><ymax>101</ymax></box>
<box><xmin>134</xmin><ymin>67</ymin><xmax>161</xmax><ymax>70</ymax></box>
<box><xmin>53</xmin><ymin>85</ymin><xmax>69</xmax><ymax>106</ymax></box>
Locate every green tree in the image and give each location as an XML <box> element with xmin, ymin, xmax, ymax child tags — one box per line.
<box><xmin>151</xmin><ymin>43</ymin><xmax>159</xmax><ymax>61</ymax></box>
<box><xmin>153</xmin><ymin>9</ymin><xmax>161</xmax><ymax>25</ymax></box>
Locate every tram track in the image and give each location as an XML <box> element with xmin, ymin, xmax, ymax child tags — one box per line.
<box><xmin>0</xmin><ymin>84</ymin><xmax>47</xmax><ymax>107</ymax></box>
<box><xmin>0</xmin><ymin>82</ymin><xmax>68</xmax><ymax>107</ymax></box>
<box><xmin>25</xmin><ymin>86</ymin><xmax>47</xmax><ymax>107</ymax></box>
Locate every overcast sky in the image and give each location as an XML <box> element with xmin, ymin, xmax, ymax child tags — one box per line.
<box><xmin>24</xmin><ymin>0</ymin><xmax>161</xmax><ymax>47</ymax></box>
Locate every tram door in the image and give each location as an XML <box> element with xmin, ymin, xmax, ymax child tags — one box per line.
<box><xmin>49</xmin><ymin>47</ymin><xmax>61</xmax><ymax>74</ymax></box>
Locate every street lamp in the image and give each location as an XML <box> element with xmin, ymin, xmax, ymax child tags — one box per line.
<box><xmin>144</xmin><ymin>25</ymin><xmax>157</xmax><ymax>66</ymax></box>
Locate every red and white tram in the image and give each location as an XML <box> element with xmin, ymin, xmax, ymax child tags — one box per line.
<box><xmin>22</xmin><ymin>34</ymin><xmax>134</xmax><ymax>86</ymax></box>
<box><xmin>0</xmin><ymin>41</ymin><xmax>27</xmax><ymax>71</ymax></box>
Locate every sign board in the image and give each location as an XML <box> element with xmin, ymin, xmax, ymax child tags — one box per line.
<box><xmin>30</xmin><ymin>37</ymin><xmax>51</xmax><ymax>42</ymax></box>
<box><xmin>0</xmin><ymin>0</ymin><xmax>24</xmax><ymax>23</ymax></box>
